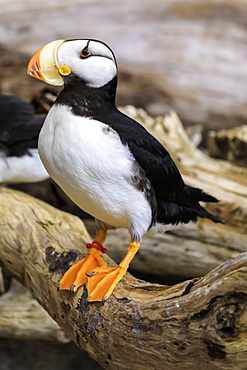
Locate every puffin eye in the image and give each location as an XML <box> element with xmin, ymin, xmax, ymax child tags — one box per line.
<box><xmin>80</xmin><ymin>48</ymin><xmax>91</xmax><ymax>58</ymax></box>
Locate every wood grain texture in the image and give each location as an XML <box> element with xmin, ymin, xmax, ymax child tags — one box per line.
<box><xmin>0</xmin><ymin>279</ymin><xmax>70</xmax><ymax>343</ymax></box>
<box><xmin>0</xmin><ymin>186</ymin><xmax>247</xmax><ymax>370</ymax></box>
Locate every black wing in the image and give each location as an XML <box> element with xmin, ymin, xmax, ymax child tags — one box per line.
<box><xmin>96</xmin><ymin>109</ymin><xmax>221</xmax><ymax>225</ymax></box>
<box><xmin>96</xmin><ymin>109</ymin><xmax>185</xmax><ymax>201</ymax></box>
<box><xmin>0</xmin><ymin>95</ymin><xmax>46</xmax><ymax>156</ymax></box>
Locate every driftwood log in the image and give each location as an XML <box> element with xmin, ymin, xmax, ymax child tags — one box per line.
<box><xmin>207</xmin><ymin>125</ymin><xmax>247</xmax><ymax>166</ymax></box>
<box><xmin>0</xmin><ymin>186</ymin><xmax>247</xmax><ymax>369</ymax></box>
<box><xmin>0</xmin><ymin>279</ymin><xmax>69</xmax><ymax>343</ymax></box>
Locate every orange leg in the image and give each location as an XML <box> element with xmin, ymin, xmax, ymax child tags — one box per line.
<box><xmin>87</xmin><ymin>241</ymin><xmax>141</xmax><ymax>302</ymax></box>
<box><xmin>60</xmin><ymin>229</ymin><xmax>107</xmax><ymax>292</ymax></box>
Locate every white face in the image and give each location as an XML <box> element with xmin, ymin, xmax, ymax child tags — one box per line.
<box><xmin>57</xmin><ymin>39</ymin><xmax>117</xmax><ymax>88</ymax></box>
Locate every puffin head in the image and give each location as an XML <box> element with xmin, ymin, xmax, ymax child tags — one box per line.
<box><xmin>27</xmin><ymin>39</ymin><xmax>117</xmax><ymax>89</ymax></box>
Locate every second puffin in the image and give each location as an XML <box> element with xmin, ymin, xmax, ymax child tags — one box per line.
<box><xmin>27</xmin><ymin>39</ymin><xmax>221</xmax><ymax>302</ymax></box>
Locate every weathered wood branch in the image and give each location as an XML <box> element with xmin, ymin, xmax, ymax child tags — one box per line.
<box><xmin>0</xmin><ymin>278</ymin><xmax>70</xmax><ymax>343</ymax></box>
<box><xmin>98</xmin><ymin>222</ymin><xmax>246</xmax><ymax>284</ymax></box>
<box><xmin>0</xmin><ymin>186</ymin><xmax>247</xmax><ymax>369</ymax></box>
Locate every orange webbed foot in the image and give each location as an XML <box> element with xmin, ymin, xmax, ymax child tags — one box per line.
<box><xmin>85</xmin><ymin>241</ymin><xmax>141</xmax><ymax>302</ymax></box>
<box><xmin>87</xmin><ymin>265</ymin><xmax>126</xmax><ymax>302</ymax></box>
<box><xmin>59</xmin><ymin>241</ymin><xmax>107</xmax><ymax>292</ymax></box>
<box><xmin>60</xmin><ymin>239</ymin><xmax>140</xmax><ymax>303</ymax></box>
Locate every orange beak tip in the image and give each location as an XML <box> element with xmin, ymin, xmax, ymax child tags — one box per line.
<box><xmin>27</xmin><ymin>40</ymin><xmax>65</xmax><ymax>86</ymax></box>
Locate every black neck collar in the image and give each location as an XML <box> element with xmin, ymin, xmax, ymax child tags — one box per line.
<box><xmin>55</xmin><ymin>75</ymin><xmax>118</xmax><ymax>117</ymax></box>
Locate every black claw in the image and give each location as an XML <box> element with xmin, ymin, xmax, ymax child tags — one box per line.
<box><xmin>70</xmin><ymin>284</ymin><xmax>76</xmax><ymax>293</ymax></box>
<box><xmin>86</xmin><ymin>271</ymin><xmax>97</xmax><ymax>277</ymax></box>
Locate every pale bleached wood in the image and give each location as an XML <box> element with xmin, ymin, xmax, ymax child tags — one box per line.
<box><xmin>102</xmin><ymin>221</ymin><xmax>246</xmax><ymax>282</ymax></box>
<box><xmin>0</xmin><ymin>279</ymin><xmax>70</xmax><ymax>343</ymax></box>
<box><xmin>0</xmin><ymin>186</ymin><xmax>247</xmax><ymax>370</ymax></box>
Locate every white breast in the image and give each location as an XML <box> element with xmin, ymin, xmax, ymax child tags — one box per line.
<box><xmin>38</xmin><ymin>104</ymin><xmax>152</xmax><ymax>240</ymax></box>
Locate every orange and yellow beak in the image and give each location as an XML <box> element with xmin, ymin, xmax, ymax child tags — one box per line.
<box><xmin>27</xmin><ymin>39</ymin><xmax>68</xmax><ymax>86</ymax></box>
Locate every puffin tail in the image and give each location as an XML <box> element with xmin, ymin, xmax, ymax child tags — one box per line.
<box><xmin>185</xmin><ymin>185</ymin><xmax>219</xmax><ymax>204</ymax></box>
<box><xmin>157</xmin><ymin>185</ymin><xmax>223</xmax><ymax>225</ymax></box>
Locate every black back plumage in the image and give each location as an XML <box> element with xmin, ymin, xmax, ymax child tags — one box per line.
<box><xmin>55</xmin><ymin>75</ymin><xmax>221</xmax><ymax>226</ymax></box>
<box><xmin>0</xmin><ymin>95</ymin><xmax>46</xmax><ymax>157</ymax></box>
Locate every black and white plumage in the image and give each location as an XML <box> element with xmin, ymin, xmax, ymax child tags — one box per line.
<box><xmin>27</xmin><ymin>39</ymin><xmax>221</xmax><ymax>302</ymax></box>
<box><xmin>0</xmin><ymin>95</ymin><xmax>49</xmax><ymax>183</ymax></box>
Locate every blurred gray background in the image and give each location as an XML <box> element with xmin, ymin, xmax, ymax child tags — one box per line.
<box><xmin>1</xmin><ymin>0</ymin><xmax>247</xmax><ymax>132</ymax></box>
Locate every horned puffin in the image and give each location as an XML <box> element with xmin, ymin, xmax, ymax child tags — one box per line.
<box><xmin>0</xmin><ymin>95</ymin><xmax>49</xmax><ymax>183</ymax></box>
<box><xmin>27</xmin><ymin>39</ymin><xmax>221</xmax><ymax>302</ymax></box>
